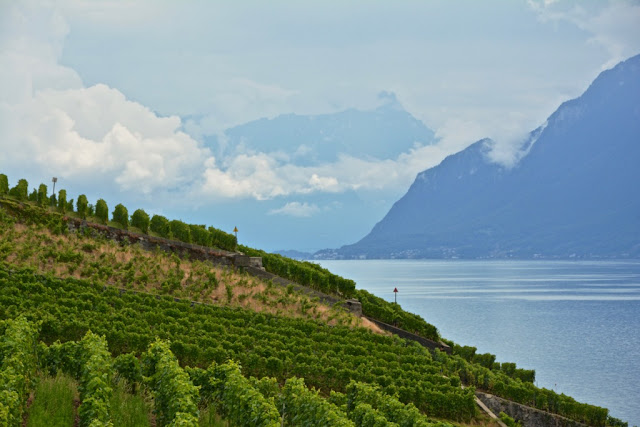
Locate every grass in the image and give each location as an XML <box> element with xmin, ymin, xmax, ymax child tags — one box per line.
<box><xmin>199</xmin><ymin>405</ymin><xmax>228</xmax><ymax>427</ymax></box>
<box><xmin>26</xmin><ymin>374</ymin><xmax>77</xmax><ymax>427</ymax></box>
<box><xmin>110</xmin><ymin>381</ymin><xmax>152</xmax><ymax>427</ymax></box>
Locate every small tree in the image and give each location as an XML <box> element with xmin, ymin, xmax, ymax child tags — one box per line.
<box><xmin>9</xmin><ymin>179</ymin><xmax>29</xmax><ymax>200</ymax></box>
<box><xmin>0</xmin><ymin>174</ymin><xmax>8</xmax><ymax>195</ymax></box>
<box><xmin>87</xmin><ymin>204</ymin><xmax>95</xmax><ymax>217</ymax></box>
<box><xmin>49</xmin><ymin>193</ymin><xmax>57</xmax><ymax>207</ymax></box>
<box><xmin>66</xmin><ymin>198</ymin><xmax>75</xmax><ymax>213</ymax></box>
<box><xmin>95</xmin><ymin>199</ymin><xmax>108</xmax><ymax>224</ymax></box>
<box><xmin>170</xmin><ymin>220</ymin><xmax>191</xmax><ymax>243</ymax></box>
<box><xmin>37</xmin><ymin>184</ymin><xmax>48</xmax><ymax>206</ymax></box>
<box><xmin>150</xmin><ymin>215</ymin><xmax>170</xmax><ymax>238</ymax></box>
<box><xmin>112</xmin><ymin>203</ymin><xmax>129</xmax><ymax>229</ymax></box>
<box><xmin>28</xmin><ymin>188</ymin><xmax>38</xmax><ymax>202</ymax></box>
<box><xmin>131</xmin><ymin>209</ymin><xmax>150</xmax><ymax>234</ymax></box>
<box><xmin>58</xmin><ymin>189</ymin><xmax>67</xmax><ymax>213</ymax></box>
<box><xmin>77</xmin><ymin>195</ymin><xmax>89</xmax><ymax>219</ymax></box>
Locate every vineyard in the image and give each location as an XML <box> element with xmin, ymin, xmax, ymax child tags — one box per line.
<box><xmin>0</xmin><ymin>267</ymin><xmax>614</xmax><ymax>426</ymax></box>
<box><xmin>0</xmin><ymin>174</ymin><xmax>624</xmax><ymax>426</ymax></box>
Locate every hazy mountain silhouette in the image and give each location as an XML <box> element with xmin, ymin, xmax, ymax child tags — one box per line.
<box><xmin>205</xmin><ymin>92</ymin><xmax>436</xmax><ymax>166</ymax></box>
<box><xmin>321</xmin><ymin>54</ymin><xmax>640</xmax><ymax>259</ymax></box>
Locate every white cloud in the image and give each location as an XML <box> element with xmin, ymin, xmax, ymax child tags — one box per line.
<box><xmin>0</xmin><ymin>3</ymin><xmax>212</xmax><ymax>197</ymax></box>
<box><xmin>528</xmin><ymin>0</ymin><xmax>640</xmax><ymax>68</ymax></box>
<box><xmin>268</xmin><ymin>202</ymin><xmax>320</xmax><ymax>218</ymax></box>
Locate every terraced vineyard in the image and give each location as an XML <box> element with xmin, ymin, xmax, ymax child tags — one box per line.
<box><xmin>0</xmin><ymin>175</ymin><xmax>622</xmax><ymax>426</ymax></box>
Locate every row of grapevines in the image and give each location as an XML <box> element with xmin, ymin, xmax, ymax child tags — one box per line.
<box><xmin>444</xmin><ymin>341</ymin><xmax>535</xmax><ymax>383</ymax></box>
<box><xmin>278</xmin><ymin>377</ymin><xmax>354</xmax><ymax>426</ymax></box>
<box><xmin>345</xmin><ymin>381</ymin><xmax>453</xmax><ymax>427</ymax></box>
<box><xmin>433</xmin><ymin>350</ymin><xmax>609</xmax><ymax>427</ymax></box>
<box><xmin>78</xmin><ymin>331</ymin><xmax>114</xmax><ymax>426</ymax></box>
<box><xmin>0</xmin><ymin>317</ymin><xmax>39</xmax><ymax>426</ymax></box>
<box><xmin>142</xmin><ymin>339</ymin><xmax>200</xmax><ymax>426</ymax></box>
<box><xmin>188</xmin><ymin>361</ymin><xmax>281</xmax><ymax>427</ymax></box>
<box><xmin>240</xmin><ymin>245</ymin><xmax>357</xmax><ymax>297</ymax></box>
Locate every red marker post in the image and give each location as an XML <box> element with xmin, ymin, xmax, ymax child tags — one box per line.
<box><xmin>393</xmin><ymin>287</ymin><xmax>398</xmax><ymax>304</ymax></box>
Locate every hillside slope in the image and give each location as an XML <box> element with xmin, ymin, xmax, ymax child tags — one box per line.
<box><xmin>0</xmin><ymin>191</ymin><xmax>623</xmax><ymax>426</ymax></box>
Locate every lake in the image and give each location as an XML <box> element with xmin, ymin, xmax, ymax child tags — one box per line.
<box><xmin>318</xmin><ymin>259</ymin><xmax>640</xmax><ymax>426</ymax></box>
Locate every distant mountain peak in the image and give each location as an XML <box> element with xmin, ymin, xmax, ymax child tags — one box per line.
<box><xmin>204</xmin><ymin>97</ymin><xmax>437</xmax><ymax>166</ymax></box>
<box><xmin>320</xmin><ymin>54</ymin><xmax>640</xmax><ymax>260</ymax></box>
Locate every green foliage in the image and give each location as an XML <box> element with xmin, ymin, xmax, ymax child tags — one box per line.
<box><xmin>208</xmin><ymin>226</ymin><xmax>237</xmax><ymax>251</ymax></box>
<box><xmin>67</xmin><ymin>198</ymin><xmax>75</xmax><ymax>213</ymax></box>
<box><xmin>346</xmin><ymin>381</ymin><xmax>456</xmax><ymax>426</ymax></box>
<box><xmin>607</xmin><ymin>415</ymin><xmax>628</xmax><ymax>427</ymax></box>
<box><xmin>0</xmin><ymin>265</ymin><xmax>615</xmax><ymax>427</ymax></box>
<box><xmin>112</xmin><ymin>203</ymin><xmax>129</xmax><ymax>229</ymax></box>
<box><xmin>41</xmin><ymin>340</ymin><xmax>84</xmax><ymax>379</ymax></box>
<box><xmin>8</xmin><ymin>178</ymin><xmax>29</xmax><ymax>200</ymax></box>
<box><xmin>131</xmin><ymin>209</ymin><xmax>150</xmax><ymax>234</ymax></box>
<box><xmin>57</xmin><ymin>189</ymin><xmax>67</xmax><ymax>213</ymax></box>
<box><xmin>37</xmin><ymin>183</ymin><xmax>48</xmax><ymax>206</ymax></box>
<box><xmin>25</xmin><ymin>374</ymin><xmax>77</xmax><ymax>427</ymax></box>
<box><xmin>143</xmin><ymin>340</ymin><xmax>199</xmax><ymax>427</ymax></box>
<box><xmin>170</xmin><ymin>220</ymin><xmax>191</xmax><ymax>243</ymax></box>
<box><xmin>240</xmin><ymin>246</ymin><xmax>356</xmax><ymax>297</ymax></box>
<box><xmin>0</xmin><ymin>317</ymin><xmax>40</xmax><ymax>427</ymax></box>
<box><xmin>109</xmin><ymin>380</ymin><xmax>150</xmax><ymax>427</ymax></box>
<box><xmin>95</xmin><ymin>199</ymin><xmax>109</xmax><ymax>224</ymax></box>
<box><xmin>150</xmin><ymin>215</ymin><xmax>171</xmax><ymax>238</ymax></box>
<box><xmin>446</xmin><ymin>343</ymin><xmax>536</xmax><ymax>383</ymax></box>
<box><xmin>351</xmin><ymin>402</ymin><xmax>396</xmax><ymax>427</ymax></box>
<box><xmin>499</xmin><ymin>412</ymin><xmax>521</xmax><ymax>427</ymax></box>
<box><xmin>78</xmin><ymin>331</ymin><xmax>114</xmax><ymax>427</ymax></box>
<box><xmin>77</xmin><ymin>195</ymin><xmax>89</xmax><ymax>219</ymax></box>
<box><xmin>278</xmin><ymin>377</ymin><xmax>354</xmax><ymax>426</ymax></box>
<box><xmin>28</xmin><ymin>188</ymin><xmax>38</xmax><ymax>202</ymax></box>
<box><xmin>113</xmin><ymin>352</ymin><xmax>142</xmax><ymax>386</ymax></box>
<box><xmin>206</xmin><ymin>361</ymin><xmax>280</xmax><ymax>426</ymax></box>
<box><xmin>355</xmin><ymin>289</ymin><xmax>439</xmax><ymax>341</ymax></box>
<box><xmin>189</xmin><ymin>224</ymin><xmax>210</xmax><ymax>247</ymax></box>
<box><xmin>0</xmin><ymin>174</ymin><xmax>8</xmax><ymax>195</ymax></box>
<box><xmin>434</xmin><ymin>350</ymin><xmax>609</xmax><ymax>426</ymax></box>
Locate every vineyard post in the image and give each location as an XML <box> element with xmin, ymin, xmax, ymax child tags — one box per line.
<box><xmin>394</xmin><ymin>287</ymin><xmax>398</xmax><ymax>304</ymax></box>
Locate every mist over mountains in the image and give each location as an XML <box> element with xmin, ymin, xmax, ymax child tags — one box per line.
<box><xmin>317</xmin><ymin>54</ymin><xmax>640</xmax><ymax>259</ymax></box>
<box><xmin>204</xmin><ymin>92</ymin><xmax>436</xmax><ymax>166</ymax></box>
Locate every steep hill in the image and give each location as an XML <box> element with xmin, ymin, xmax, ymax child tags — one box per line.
<box><xmin>328</xmin><ymin>54</ymin><xmax>640</xmax><ymax>259</ymax></box>
<box><xmin>0</xmin><ymin>181</ymin><xmax>624</xmax><ymax>426</ymax></box>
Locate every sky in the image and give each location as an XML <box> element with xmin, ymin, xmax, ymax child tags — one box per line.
<box><xmin>1</xmin><ymin>0</ymin><xmax>640</xmax><ymax>252</ymax></box>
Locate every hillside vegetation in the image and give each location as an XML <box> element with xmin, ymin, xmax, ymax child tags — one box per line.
<box><xmin>0</xmin><ymin>174</ymin><xmax>625</xmax><ymax>427</ymax></box>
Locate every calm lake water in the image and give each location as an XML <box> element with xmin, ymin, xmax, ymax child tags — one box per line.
<box><xmin>318</xmin><ymin>259</ymin><xmax>640</xmax><ymax>426</ymax></box>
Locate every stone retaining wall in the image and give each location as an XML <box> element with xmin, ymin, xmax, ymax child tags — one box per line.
<box><xmin>364</xmin><ymin>316</ymin><xmax>452</xmax><ymax>354</ymax></box>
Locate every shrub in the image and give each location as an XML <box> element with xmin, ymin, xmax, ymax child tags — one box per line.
<box><xmin>150</xmin><ymin>215</ymin><xmax>170</xmax><ymax>238</ymax></box>
<box><xmin>95</xmin><ymin>199</ymin><xmax>108</xmax><ymax>224</ymax></box>
<box><xmin>57</xmin><ymin>189</ymin><xmax>67</xmax><ymax>213</ymax></box>
<box><xmin>77</xmin><ymin>195</ymin><xmax>89</xmax><ymax>219</ymax></box>
<box><xmin>112</xmin><ymin>204</ymin><xmax>129</xmax><ymax>229</ymax></box>
<box><xmin>0</xmin><ymin>174</ymin><xmax>9</xmax><ymax>195</ymax></box>
<box><xmin>131</xmin><ymin>209</ymin><xmax>150</xmax><ymax>234</ymax></box>
<box><xmin>9</xmin><ymin>179</ymin><xmax>29</xmax><ymax>200</ymax></box>
<box><xmin>170</xmin><ymin>220</ymin><xmax>191</xmax><ymax>243</ymax></box>
<box><xmin>37</xmin><ymin>184</ymin><xmax>48</xmax><ymax>206</ymax></box>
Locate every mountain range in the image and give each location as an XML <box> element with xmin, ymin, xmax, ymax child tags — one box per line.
<box><xmin>317</xmin><ymin>54</ymin><xmax>640</xmax><ymax>259</ymax></box>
